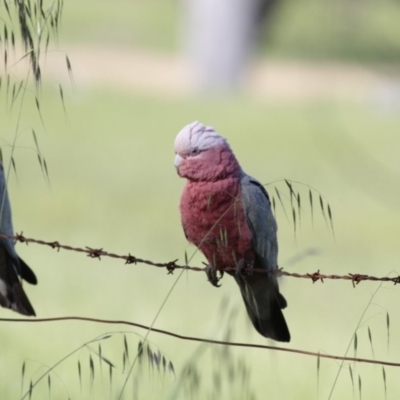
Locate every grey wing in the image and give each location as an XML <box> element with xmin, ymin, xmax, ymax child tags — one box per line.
<box><xmin>0</xmin><ymin>163</ymin><xmax>36</xmax><ymax>315</ymax></box>
<box><xmin>0</xmin><ymin>163</ymin><xmax>37</xmax><ymax>284</ymax></box>
<box><xmin>240</xmin><ymin>174</ymin><xmax>278</xmax><ymax>272</ymax></box>
<box><xmin>238</xmin><ymin>174</ymin><xmax>290</xmax><ymax>341</ymax></box>
<box><xmin>0</xmin><ymin>163</ymin><xmax>20</xmax><ymax>276</ymax></box>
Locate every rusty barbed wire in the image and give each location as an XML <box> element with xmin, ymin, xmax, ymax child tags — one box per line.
<box><xmin>3</xmin><ymin>232</ymin><xmax>400</xmax><ymax>286</ymax></box>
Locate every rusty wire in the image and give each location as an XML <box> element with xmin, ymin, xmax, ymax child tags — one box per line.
<box><xmin>2</xmin><ymin>232</ymin><xmax>399</xmax><ymax>369</ymax></box>
<box><xmin>1</xmin><ymin>316</ymin><xmax>399</xmax><ymax>368</ymax></box>
<box><xmin>3</xmin><ymin>232</ymin><xmax>400</xmax><ymax>286</ymax></box>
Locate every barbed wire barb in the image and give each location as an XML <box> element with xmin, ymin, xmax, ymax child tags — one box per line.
<box><xmin>3</xmin><ymin>232</ymin><xmax>399</xmax><ymax>285</ymax></box>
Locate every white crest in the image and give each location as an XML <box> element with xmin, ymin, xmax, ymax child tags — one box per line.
<box><xmin>174</xmin><ymin>121</ymin><xmax>226</xmax><ymax>153</ymax></box>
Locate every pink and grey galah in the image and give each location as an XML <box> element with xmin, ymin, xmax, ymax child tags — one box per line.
<box><xmin>0</xmin><ymin>161</ymin><xmax>37</xmax><ymax>316</ymax></box>
<box><xmin>174</xmin><ymin>121</ymin><xmax>290</xmax><ymax>342</ymax></box>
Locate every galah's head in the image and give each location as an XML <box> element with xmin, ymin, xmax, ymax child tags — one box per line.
<box><xmin>174</xmin><ymin>121</ymin><xmax>240</xmax><ymax>181</ymax></box>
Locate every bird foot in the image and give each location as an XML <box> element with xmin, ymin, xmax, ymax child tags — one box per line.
<box><xmin>204</xmin><ymin>264</ymin><xmax>224</xmax><ymax>287</ymax></box>
<box><xmin>236</xmin><ymin>259</ymin><xmax>254</xmax><ymax>278</ymax></box>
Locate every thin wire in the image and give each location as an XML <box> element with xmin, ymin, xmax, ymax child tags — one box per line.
<box><xmin>1</xmin><ymin>316</ymin><xmax>399</xmax><ymax>368</ymax></box>
<box><xmin>5</xmin><ymin>232</ymin><xmax>400</xmax><ymax>286</ymax></box>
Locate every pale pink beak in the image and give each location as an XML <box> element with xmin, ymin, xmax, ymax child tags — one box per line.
<box><xmin>174</xmin><ymin>153</ymin><xmax>184</xmax><ymax>171</ymax></box>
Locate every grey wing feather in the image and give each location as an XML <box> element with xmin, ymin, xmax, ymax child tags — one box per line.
<box><xmin>238</xmin><ymin>173</ymin><xmax>290</xmax><ymax>341</ymax></box>
<box><xmin>0</xmin><ymin>163</ymin><xmax>21</xmax><ymax>274</ymax></box>
<box><xmin>0</xmin><ymin>162</ymin><xmax>36</xmax><ymax>315</ymax></box>
<box><xmin>240</xmin><ymin>174</ymin><xmax>278</xmax><ymax>272</ymax></box>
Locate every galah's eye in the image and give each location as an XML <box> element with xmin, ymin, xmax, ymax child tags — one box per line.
<box><xmin>190</xmin><ymin>147</ymin><xmax>201</xmax><ymax>156</ymax></box>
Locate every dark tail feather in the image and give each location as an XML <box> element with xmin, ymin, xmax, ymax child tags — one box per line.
<box><xmin>235</xmin><ymin>273</ymin><xmax>290</xmax><ymax>342</ymax></box>
<box><xmin>0</xmin><ymin>281</ymin><xmax>36</xmax><ymax>316</ymax></box>
<box><xmin>12</xmin><ymin>283</ymin><xmax>36</xmax><ymax>316</ymax></box>
<box><xmin>18</xmin><ymin>257</ymin><xmax>38</xmax><ymax>285</ymax></box>
<box><xmin>249</xmin><ymin>295</ymin><xmax>290</xmax><ymax>342</ymax></box>
<box><xmin>0</xmin><ymin>252</ymin><xmax>36</xmax><ymax>316</ymax></box>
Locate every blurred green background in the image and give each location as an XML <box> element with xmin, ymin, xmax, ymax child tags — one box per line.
<box><xmin>1</xmin><ymin>0</ymin><xmax>400</xmax><ymax>399</ymax></box>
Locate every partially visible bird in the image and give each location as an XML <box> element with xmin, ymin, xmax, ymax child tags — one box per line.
<box><xmin>174</xmin><ymin>122</ymin><xmax>290</xmax><ymax>342</ymax></box>
<box><xmin>0</xmin><ymin>162</ymin><xmax>37</xmax><ymax>316</ymax></box>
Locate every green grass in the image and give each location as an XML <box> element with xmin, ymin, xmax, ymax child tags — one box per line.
<box><xmin>1</xmin><ymin>84</ymin><xmax>400</xmax><ymax>399</ymax></box>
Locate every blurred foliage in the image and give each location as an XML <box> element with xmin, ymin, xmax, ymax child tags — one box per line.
<box><xmin>61</xmin><ymin>0</ymin><xmax>178</xmax><ymax>50</ymax></box>
<box><xmin>260</xmin><ymin>0</ymin><xmax>400</xmax><ymax>62</ymax></box>
<box><xmin>58</xmin><ymin>0</ymin><xmax>400</xmax><ymax>62</ymax></box>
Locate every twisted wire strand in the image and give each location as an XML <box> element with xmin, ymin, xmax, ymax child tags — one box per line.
<box><xmin>4</xmin><ymin>232</ymin><xmax>399</xmax><ymax>286</ymax></box>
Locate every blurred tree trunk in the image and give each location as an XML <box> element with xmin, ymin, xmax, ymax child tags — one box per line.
<box><xmin>183</xmin><ymin>0</ymin><xmax>278</xmax><ymax>93</ymax></box>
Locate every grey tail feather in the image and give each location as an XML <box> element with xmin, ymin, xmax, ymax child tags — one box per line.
<box><xmin>0</xmin><ymin>251</ymin><xmax>36</xmax><ymax>316</ymax></box>
<box><xmin>277</xmin><ymin>291</ymin><xmax>287</xmax><ymax>309</ymax></box>
<box><xmin>236</xmin><ymin>273</ymin><xmax>290</xmax><ymax>342</ymax></box>
<box><xmin>250</xmin><ymin>295</ymin><xmax>290</xmax><ymax>342</ymax></box>
<box><xmin>13</xmin><ymin>283</ymin><xmax>36</xmax><ymax>316</ymax></box>
<box><xmin>18</xmin><ymin>257</ymin><xmax>38</xmax><ymax>285</ymax></box>
<box><xmin>0</xmin><ymin>281</ymin><xmax>36</xmax><ymax>316</ymax></box>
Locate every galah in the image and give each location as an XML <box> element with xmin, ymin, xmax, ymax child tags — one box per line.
<box><xmin>174</xmin><ymin>122</ymin><xmax>290</xmax><ymax>342</ymax></box>
<box><xmin>0</xmin><ymin>161</ymin><xmax>37</xmax><ymax>316</ymax></box>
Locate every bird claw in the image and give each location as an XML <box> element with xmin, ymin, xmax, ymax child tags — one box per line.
<box><xmin>205</xmin><ymin>264</ymin><xmax>224</xmax><ymax>287</ymax></box>
<box><xmin>236</xmin><ymin>259</ymin><xmax>253</xmax><ymax>278</ymax></box>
